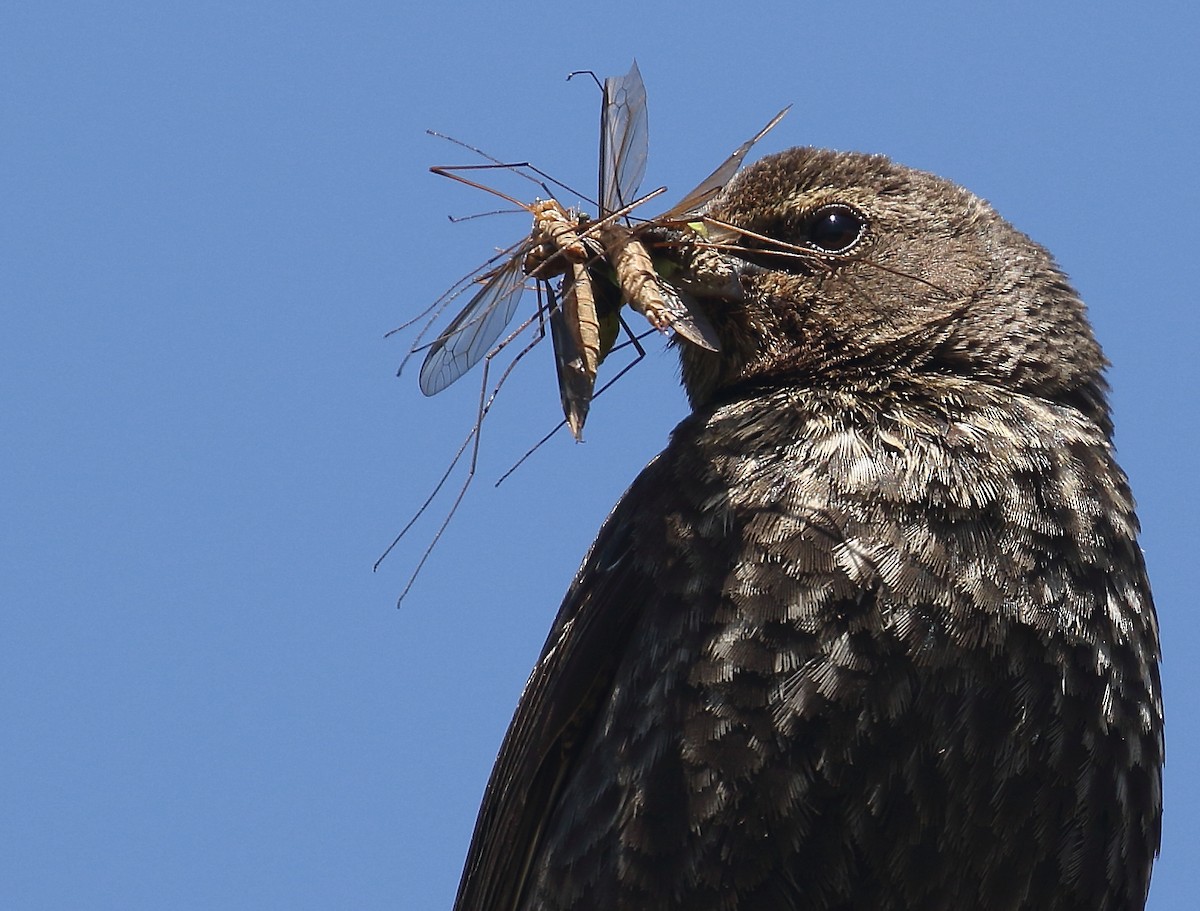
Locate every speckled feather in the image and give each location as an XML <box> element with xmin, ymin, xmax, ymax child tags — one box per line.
<box><xmin>452</xmin><ymin>148</ymin><xmax>1162</xmax><ymax>911</ymax></box>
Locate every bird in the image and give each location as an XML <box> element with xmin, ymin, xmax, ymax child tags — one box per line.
<box><xmin>450</xmin><ymin>147</ymin><xmax>1163</xmax><ymax>911</ymax></box>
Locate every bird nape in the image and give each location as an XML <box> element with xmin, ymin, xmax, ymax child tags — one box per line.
<box><xmin>451</xmin><ymin>147</ymin><xmax>1163</xmax><ymax>911</ymax></box>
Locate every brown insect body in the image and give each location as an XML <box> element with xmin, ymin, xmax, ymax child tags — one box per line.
<box><xmin>382</xmin><ymin>63</ymin><xmax>787</xmax><ymax>597</ymax></box>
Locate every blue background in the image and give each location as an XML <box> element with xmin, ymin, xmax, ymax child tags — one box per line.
<box><xmin>3</xmin><ymin>2</ymin><xmax>1196</xmax><ymax>908</ymax></box>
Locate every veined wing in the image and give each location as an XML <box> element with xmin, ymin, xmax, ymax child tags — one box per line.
<box><xmin>418</xmin><ymin>253</ymin><xmax>529</xmax><ymax>396</ymax></box>
<box><xmin>599</xmin><ymin>62</ymin><xmax>648</xmax><ymax>216</ymax></box>
<box><xmin>660</xmin><ymin>105</ymin><xmax>791</xmax><ymax>220</ymax></box>
<box><xmin>652</xmin><ymin>278</ymin><xmax>721</xmax><ymax>352</ymax></box>
<box><xmin>547</xmin><ymin>272</ymin><xmax>596</xmax><ymax>441</ymax></box>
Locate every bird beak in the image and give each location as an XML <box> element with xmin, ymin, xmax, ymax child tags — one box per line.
<box><xmin>650</xmin><ymin>222</ymin><xmax>748</xmax><ymax>307</ymax></box>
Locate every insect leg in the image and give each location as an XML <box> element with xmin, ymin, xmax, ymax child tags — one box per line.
<box><xmin>377</xmin><ymin>306</ymin><xmax>548</xmax><ymax>603</ymax></box>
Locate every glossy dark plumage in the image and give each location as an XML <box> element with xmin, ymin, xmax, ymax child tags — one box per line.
<box><xmin>452</xmin><ymin>148</ymin><xmax>1163</xmax><ymax>911</ymax></box>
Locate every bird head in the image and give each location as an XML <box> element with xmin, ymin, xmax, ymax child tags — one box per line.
<box><xmin>654</xmin><ymin>147</ymin><xmax>1109</xmax><ymax>427</ymax></box>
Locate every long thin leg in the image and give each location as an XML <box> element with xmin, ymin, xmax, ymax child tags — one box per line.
<box><xmin>376</xmin><ymin>306</ymin><xmax>549</xmax><ymax>603</ymax></box>
<box><xmin>495</xmin><ymin>319</ymin><xmax>652</xmax><ymax>487</ymax></box>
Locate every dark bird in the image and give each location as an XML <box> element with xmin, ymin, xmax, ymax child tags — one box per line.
<box><xmin>451</xmin><ymin>148</ymin><xmax>1163</xmax><ymax>911</ymax></box>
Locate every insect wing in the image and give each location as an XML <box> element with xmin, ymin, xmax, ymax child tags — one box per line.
<box><xmin>599</xmin><ymin>61</ymin><xmax>649</xmax><ymax>216</ymax></box>
<box><xmin>661</xmin><ymin>105</ymin><xmax>791</xmax><ymax>220</ymax></box>
<box><xmin>548</xmin><ymin>294</ymin><xmax>592</xmax><ymax>441</ymax></box>
<box><xmin>653</xmin><ymin>279</ymin><xmax>721</xmax><ymax>352</ymax></box>
<box><xmin>418</xmin><ymin>253</ymin><xmax>528</xmax><ymax>395</ymax></box>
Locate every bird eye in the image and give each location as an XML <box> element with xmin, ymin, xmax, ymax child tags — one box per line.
<box><xmin>806</xmin><ymin>205</ymin><xmax>865</xmax><ymax>254</ymax></box>
<box><xmin>729</xmin><ymin>204</ymin><xmax>867</xmax><ymax>275</ymax></box>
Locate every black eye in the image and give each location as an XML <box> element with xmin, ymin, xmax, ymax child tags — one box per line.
<box><xmin>806</xmin><ymin>205</ymin><xmax>865</xmax><ymax>253</ymax></box>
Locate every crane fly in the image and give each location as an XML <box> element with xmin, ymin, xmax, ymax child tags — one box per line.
<box><xmin>381</xmin><ymin>62</ymin><xmax>788</xmax><ymax>602</ymax></box>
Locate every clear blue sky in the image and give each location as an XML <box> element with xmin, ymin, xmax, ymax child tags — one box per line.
<box><xmin>3</xmin><ymin>2</ymin><xmax>1197</xmax><ymax>908</ymax></box>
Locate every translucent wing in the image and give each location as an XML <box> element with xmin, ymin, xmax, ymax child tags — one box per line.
<box><xmin>653</xmin><ymin>280</ymin><xmax>721</xmax><ymax>352</ymax></box>
<box><xmin>599</xmin><ymin>61</ymin><xmax>649</xmax><ymax>216</ymax></box>
<box><xmin>661</xmin><ymin>105</ymin><xmax>791</xmax><ymax>220</ymax></box>
<box><xmin>418</xmin><ymin>253</ymin><xmax>529</xmax><ymax>395</ymax></box>
<box><xmin>548</xmin><ymin>292</ymin><xmax>592</xmax><ymax>441</ymax></box>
